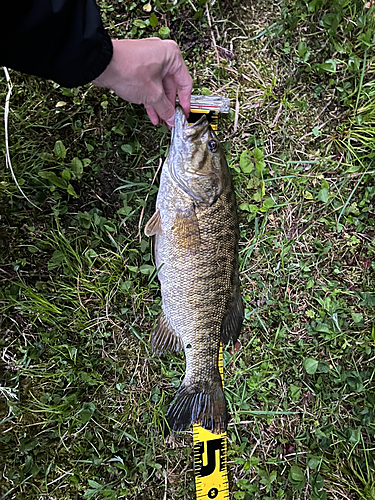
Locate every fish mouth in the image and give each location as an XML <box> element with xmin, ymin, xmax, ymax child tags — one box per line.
<box><xmin>172</xmin><ymin>105</ymin><xmax>209</xmax><ymax>145</ymax></box>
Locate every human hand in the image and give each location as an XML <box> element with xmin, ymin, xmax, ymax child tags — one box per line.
<box><xmin>92</xmin><ymin>38</ymin><xmax>193</xmax><ymax>126</ymax></box>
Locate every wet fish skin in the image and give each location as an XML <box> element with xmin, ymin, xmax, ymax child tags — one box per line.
<box><xmin>145</xmin><ymin>105</ymin><xmax>243</xmax><ymax>434</ymax></box>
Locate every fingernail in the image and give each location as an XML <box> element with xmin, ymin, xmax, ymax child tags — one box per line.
<box><xmin>166</xmin><ymin>113</ymin><xmax>175</xmax><ymax>126</ymax></box>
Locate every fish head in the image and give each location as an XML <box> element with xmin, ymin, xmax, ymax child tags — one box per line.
<box><xmin>168</xmin><ymin>105</ymin><xmax>227</xmax><ymax>206</ymax></box>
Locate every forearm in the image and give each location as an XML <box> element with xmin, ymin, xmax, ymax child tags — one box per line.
<box><xmin>0</xmin><ymin>1</ymin><xmax>193</xmax><ymax>125</ymax></box>
<box><xmin>0</xmin><ymin>0</ymin><xmax>112</xmax><ymax>87</ymax></box>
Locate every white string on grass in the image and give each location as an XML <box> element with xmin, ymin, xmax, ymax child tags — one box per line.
<box><xmin>3</xmin><ymin>66</ymin><xmax>41</xmax><ymax>210</ymax></box>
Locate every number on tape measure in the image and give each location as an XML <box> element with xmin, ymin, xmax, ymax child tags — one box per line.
<box><xmin>195</xmin><ymin>438</ymin><xmax>225</xmax><ymax>477</ymax></box>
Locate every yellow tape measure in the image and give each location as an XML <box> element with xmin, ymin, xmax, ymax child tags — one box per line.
<box><xmin>193</xmin><ymin>346</ymin><xmax>229</xmax><ymax>499</ymax></box>
<box><xmin>186</xmin><ymin>95</ymin><xmax>230</xmax><ymax>133</ymax></box>
<box><xmin>188</xmin><ymin>108</ymin><xmax>219</xmax><ymax>131</ymax></box>
<box><xmin>186</xmin><ymin>96</ymin><xmax>231</xmax><ymax>498</ymax></box>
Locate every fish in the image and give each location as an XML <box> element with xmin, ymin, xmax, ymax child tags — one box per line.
<box><xmin>145</xmin><ymin>105</ymin><xmax>243</xmax><ymax>434</ymax></box>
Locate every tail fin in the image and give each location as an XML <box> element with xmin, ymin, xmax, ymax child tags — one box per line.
<box><xmin>166</xmin><ymin>377</ymin><xmax>227</xmax><ymax>434</ymax></box>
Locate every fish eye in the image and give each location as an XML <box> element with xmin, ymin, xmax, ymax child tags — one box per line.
<box><xmin>207</xmin><ymin>140</ymin><xmax>218</xmax><ymax>153</ymax></box>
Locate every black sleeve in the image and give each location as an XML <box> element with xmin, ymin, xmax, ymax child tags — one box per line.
<box><xmin>0</xmin><ymin>0</ymin><xmax>113</xmax><ymax>87</ymax></box>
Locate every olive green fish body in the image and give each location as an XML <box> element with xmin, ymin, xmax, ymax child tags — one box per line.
<box><xmin>145</xmin><ymin>106</ymin><xmax>243</xmax><ymax>433</ymax></box>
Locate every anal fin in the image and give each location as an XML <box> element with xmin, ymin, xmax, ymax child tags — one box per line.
<box><xmin>151</xmin><ymin>315</ymin><xmax>182</xmax><ymax>355</ymax></box>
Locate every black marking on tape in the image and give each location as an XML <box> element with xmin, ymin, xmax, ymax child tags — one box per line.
<box><xmin>194</xmin><ymin>438</ymin><xmax>226</xmax><ymax>477</ymax></box>
<box><xmin>188</xmin><ymin>110</ymin><xmax>219</xmax><ymax>125</ymax></box>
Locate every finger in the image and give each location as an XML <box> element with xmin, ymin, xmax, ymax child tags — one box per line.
<box><xmin>165</xmin><ymin>113</ymin><xmax>175</xmax><ymax>128</ymax></box>
<box><xmin>162</xmin><ymin>41</ymin><xmax>192</xmax><ymax>118</ymax></box>
<box><xmin>173</xmin><ymin>63</ymin><xmax>193</xmax><ymax>118</ymax></box>
<box><xmin>145</xmin><ymin>105</ymin><xmax>161</xmax><ymax>126</ymax></box>
<box><xmin>163</xmin><ymin>74</ymin><xmax>178</xmax><ymax>111</ymax></box>
<box><xmin>149</xmin><ymin>89</ymin><xmax>176</xmax><ymax>125</ymax></box>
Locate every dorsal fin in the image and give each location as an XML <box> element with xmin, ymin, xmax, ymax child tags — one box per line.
<box><xmin>221</xmin><ymin>284</ymin><xmax>244</xmax><ymax>344</ymax></box>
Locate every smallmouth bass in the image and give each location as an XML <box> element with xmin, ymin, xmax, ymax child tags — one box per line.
<box><xmin>145</xmin><ymin>105</ymin><xmax>243</xmax><ymax>434</ymax></box>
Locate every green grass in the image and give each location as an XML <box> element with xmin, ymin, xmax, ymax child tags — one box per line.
<box><xmin>1</xmin><ymin>0</ymin><xmax>375</xmax><ymax>499</ymax></box>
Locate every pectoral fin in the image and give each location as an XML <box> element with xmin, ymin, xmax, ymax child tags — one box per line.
<box><xmin>145</xmin><ymin>209</ymin><xmax>162</xmax><ymax>236</ymax></box>
<box><xmin>174</xmin><ymin>205</ymin><xmax>200</xmax><ymax>254</ymax></box>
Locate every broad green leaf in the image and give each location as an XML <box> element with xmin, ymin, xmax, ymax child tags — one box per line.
<box><xmin>312</xmin><ymin>126</ymin><xmax>321</xmax><ymax>137</ymax></box>
<box><xmin>50</xmin><ymin>250</ymin><xmax>65</xmax><ymax>265</ymax></box>
<box><xmin>87</xmin><ymin>480</ymin><xmax>102</xmax><ymax>489</ymax></box>
<box><xmin>20</xmin><ymin>438</ymin><xmax>38</xmax><ymax>452</ymax></box>
<box><xmin>239</xmin><ymin>150</ymin><xmax>254</xmax><ymax>174</ymax></box>
<box><xmin>346</xmin><ymin>165</ymin><xmax>360</xmax><ymax>173</ymax></box>
<box><xmin>85</xmin><ymin>249</ymin><xmax>98</xmax><ymax>259</ymax></box>
<box><xmin>309</xmin><ymin>472</ymin><xmax>325</xmax><ymax>490</ymax></box>
<box><xmin>127</xmin><ymin>265</ymin><xmax>138</xmax><ymax>273</ymax></box>
<box><xmin>357</xmin><ymin>292</ymin><xmax>375</xmax><ymax>307</ymax></box>
<box><xmin>290</xmin><ymin>384</ymin><xmax>301</xmax><ymax>402</ymax></box>
<box><xmin>253</xmin><ymin>148</ymin><xmax>264</xmax><ymax>161</ymax></box>
<box><xmin>351</xmin><ymin>312</ymin><xmax>363</xmax><ymax>323</ymax></box>
<box><xmin>27</xmin><ymin>245</ymin><xmax>39</xmax><ymax>253</ymax></box>
<box><xmin>317</xmin><ymin>362</ymin><xmax>330</xmax><ymax>373</ymax></box>
<box><xmin>289</xmin><ymin>465</ymin><xmax>306</xmax><ymax>490</ymax></box>
<box><xmin>103</xmin><ymin>222</ymin><xmax>116</xmax><ymax>232</ymax></box>
<box><xmin>84</xmin><ymin>490</ymin><xmax>98</xmax><ymax>500</ymax></box>
<box><xmin>254</xmin><ymin>149</ymin><xmax>265</xmax><ymax>172</ymax></box>
<box><xmin>304</xmin><ymin>357</ymin><xmax>319</xmax><ymax>375</ymax></box>
<box><xmin>307</xmin><ymin>456</ymin><xmax>321</xmax><ymax>469</ymax></box>
<box><xmin>253</xmin><ymin>181</ymin><xmax>265</xmax><ymax>201</ymax></box>
<box><xmin>54</xmin><ymin>140</ymin><xmax>66</xmax><ymax>159</ymax></box>
<box><xmin>67</xmin><ymin>184</ymin><xmax>78</xmax><ymax>198</ymax></box>
<box><xmin>348</xmin><ymin>55</ymin><xmax>360</xmax><ymax>72</ymax></box>
<box><xmin>262</xmin><ymin>197</ymin><xmax>275</xmax><ymax>209</ymax></box>
<box><xmin>150</xmin><ymin>12</ymin><xmax>158</xmax><ymax>27</ymax></box>
<box><xmin>158</xmin><ymin>27</ymin><xmax>170</xmax><ymax>39</ymax></box>
<box><xmin>121</xmin><ymin>144</ymin><xmax>133</xmax><ymax>154</ymax></box>
<box><xmin>143</xmin><ymin>1</ymin><xmax>151</xmax><ymax>12</ymax></box>
<box><xmin>78</xmin><ymin>402</ymin><xmax>95</xmax><ymax>423</ymax></box>
<box><xmin>78</xmin><ymin>211</ymin><xmax>92</xmax><ymax>229</ymax></box>
<box><xmin>38</xmin><ymin>171</ymin><xmax>67</xmax><ymax>189</ymax></box>
<box><xmin>70</xmin><ymin>157</ymin><xmax>83</xmax><ymax>177</ymax></box>
<box><xmin>298</xmin><ymin>41</ymin><xmax>308</xmax><ymax>57</ymax></box>
<box><xmin>111</xmin><ymin>124</ymin><xmax>124</xmax><ymax>136</ymax></box>
<box><xmin>318</xmin><ymin>188</ymin><xmax>329</xmax><ymax>203</ymax></box>
<box><xmin>319</xmin><ymin>59</ymin><xmax>337</xmax><ymax>73</ymax></box>
<box><xmin>239</xmin><ymin>202</ymin><xmax>250</xmax><ymax>211</ymax></box>
<box><xmin>133</xmin><ymin>19</ymin><xmax>146</xmax><ymax>28</ymax></box>
<box><xmin>140</xmin><ymin>264</ymin><xmax>155</xmax><ymax>275</ymax></box>
<box><xmin>61</xmin><ymin>169</ymin><xmax>71</xmax><ymax>181</ymax></box>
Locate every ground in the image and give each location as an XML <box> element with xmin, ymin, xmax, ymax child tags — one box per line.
<box><xmin>1</xmin><ymin>0</ymin><xmax>375</xmax><ymax>499</ymax></box>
